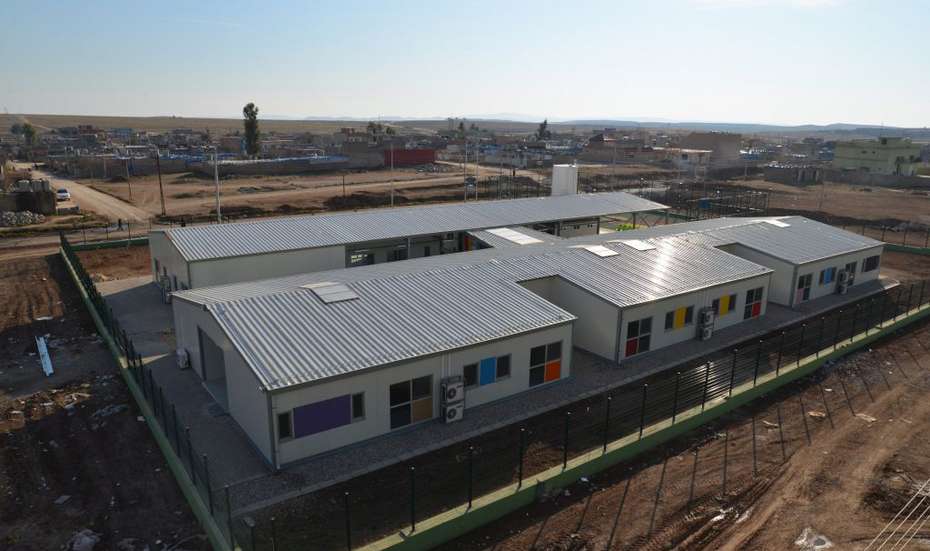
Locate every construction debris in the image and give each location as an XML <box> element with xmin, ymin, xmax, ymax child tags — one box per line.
<box><xmin>0</xmin><ymin>210</ymin><xmax>46</xmax><ymax>227</ymax></box>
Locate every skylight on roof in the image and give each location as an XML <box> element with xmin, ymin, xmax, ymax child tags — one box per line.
<box><xmin>581</xmin><ymin>245</ymin><xmax>618</xmax><ymax>257</ymax></box>
<box><xmin>619</xmin><ymin>239</ymin><xmax>657</xmax><ymax>251</ymax></box>
<box><xmin>302</xmin><ymin>282</ymin><xmax>359</xmax><ymax>303</ymax></box>
<box><xmin>485</xmin><ymin>227</ymin><xmax>543</xmax><ymax>245</ymax></box>
<box><xmin>760</xmin><ymin>219</ymin><xmax>790</xmax><ymax>228</ymax></box>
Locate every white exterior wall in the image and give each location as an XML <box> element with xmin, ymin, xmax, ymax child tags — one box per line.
<box><xmin>618</xmin><ymin>273</ymin><xmax>772</xmax><ymax>360</ymax></box>
<box><xmin>791</xmin><ymin>246</ymin><xmax>884</xmax><ymax>306</ymax></box>
<box><xmin>520</xmin><ymin>277</ymin><xmax>617</xmax><ymax>360</ymax></box>
<box><xmin>149</xmin><ymin>231</ymin><xmax>192</xmax><ymax>290</ymax></box>
<box><xmin>719</xmin><ymin>244</ymin><xmax>794</xmax><ymax>306</ymax></box>
<box><xmin>272</xmin><ymin>323</ymin><xmax>572</xmax><ymax>464</ymax></box>
<box><xmin>172</xmin><ymin>299</ymin><xmax>272</xmax><ymax>462</ymax></box>
<box><xmin>189</xmin><ymin>245</ymin><xmax>346</xmax><ymax>287</ymax></box>
<box><xmin>552</xmin><ymin>164</ymin><xmax>578</xmax><ymax>196</ymax></box>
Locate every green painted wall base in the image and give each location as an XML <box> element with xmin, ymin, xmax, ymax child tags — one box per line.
<box><xmin>71</xmin><ymin>237</ymin><xmax>149</xmax><ymax>251</ymax></box>
<box><xmin>885</xmin><ymin>243</ymin><xmax>930</xmax><ymax>256</ymax></box>
<box><xmin>368</xmin><ymin>302</ymin><xmax>930</xmax><ymax>551</ymax></box>
<box><xmin>59</xmin><ymin>247</ymin><xmax>233</xmax><ymax>551</ymax></box>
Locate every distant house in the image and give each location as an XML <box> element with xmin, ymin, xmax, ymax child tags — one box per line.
<box><xmin>832</xmin><ymin>137</ymin><xmax>922</xmax><ymax>176</ymax></box>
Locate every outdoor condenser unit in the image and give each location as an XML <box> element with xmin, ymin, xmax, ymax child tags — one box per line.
<box><xmin>176</xmin><ymin>348</ymin><xmax>190</xmax><ymax>370</ymax></box>
<box><xmin>700</xmin><ymin>326</ymin><xmax>714</xmax><ymax>341</ymax></box>
<box><xmin>441</xmin><ymin>378</ymin><xmax>465</xmax><ymax>404</ymax></box>
<box><xmin>699</xmin><ymin>308</ymin><xmax>715</xmax><ymax>326</ymax></box>
<box><xmin>444</xmin><ymin>401</ymin><xmax>465</xmax><ymax>424</ymax></box>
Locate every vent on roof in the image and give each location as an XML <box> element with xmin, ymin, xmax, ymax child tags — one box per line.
<box><xmin>760</xmin><ymin>219</ymin><xmax>790</xmax><ymax>228</ymax></box>
<box><xmin>302</xmin><ymin>282</ymin><xmax>359</xmax><ymax>303</ymax></box>
<box><xmin>580</xmin><ymin>245</ymin><xmax>618</xmax><ymax>257</ymax></box>
<box><xmin>619</xmin><ymin>239</ymin><xmax>656</xmax><ymax>251</ymax></box>
<box><xmin>485</xmin><ymin>227</ymin><xmax>543</xmax><ymax>245</ymax></box>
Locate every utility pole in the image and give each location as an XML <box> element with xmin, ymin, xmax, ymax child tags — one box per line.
<box><xmin>213</xmin><ymin>147</ymin><xmax>221</xmax><ymax>223</ymax></box>
<box><xmin>154</xmin><ymin>146</ymin><xmax>166</xmax><ymax>216</ymax></box>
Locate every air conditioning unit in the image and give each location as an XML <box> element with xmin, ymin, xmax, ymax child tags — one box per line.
<box><xmin>443</xmin><ymin>401</ymin><xmax>465</xmax><ymax>424</ymax></box>
<box><xmin>837</xmin><ymin>270</ymin><xmax>850</xmax><ymax>284</ymax></box>
<box><xmin>441</xmin><ymin>377</ymin><xmax>465</xmax><ymax>404</ymax></box>
<box><xmin>838</xmin><ymin>281</ymin><xmax>850</xmax><ymax>295</ymax></box>
<box><xmin>176</xmin><ymin>348</ymin><xmax>190</xmax><ymax>370</ymax></box>
<box><xmin>699</xmin><ymin>326</ymin><xmax>714</xmax><ymax>341</ymax></box>
<box><xmin>699</xmin><ymin>308</ymin><xmax>715</xmax><ymax>326</ymax></box>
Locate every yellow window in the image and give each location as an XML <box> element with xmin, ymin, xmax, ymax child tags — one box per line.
<box><xmin>719</xmin><ymin>294</ymin><xmax>730</xmax><ymax>315</ymax></box>
<box><xmin>674</xmin><ymin>307</ymin><xmax>686</xmax><ymax>329</ymax></box>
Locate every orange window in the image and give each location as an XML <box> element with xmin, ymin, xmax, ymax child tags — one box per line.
<box><xmin>544</xmin><ymin>360</ymin><xmax>561</xmax><ymax>382</ymax></box>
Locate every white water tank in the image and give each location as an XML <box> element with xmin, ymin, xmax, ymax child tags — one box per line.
<box><xmin>551</xmin><ymin>164</ymin><xmax>578</xmax><ymax>196</ymax></box>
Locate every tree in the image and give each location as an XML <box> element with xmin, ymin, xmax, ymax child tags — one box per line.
<box><xmin>242</xmin><ymin>103</ymin><xmax>260</xmax><ymax>157</ymax></box>
<box><xmin>385</xmin><ymin>126</ymin><xmax>396</xmax><ymax>136</ymax></box>
<box><xmin>22</xmin><ymin>123</ymin><xmax>36</xmax><ymax>146</ymax></box>
<box><xmin>535</xmin><ymin>119</ymin><xmax>551</xmax><ymax>140</ymax></box>
<box><xmin>458</xmin><ymin>121</ymin><xmax>466</xmax><ymax>136</ymax></box>
<box><xmin>10</xmin><ymin>123</ymin><xmax>22</xmax><ymax>135</ymax></box>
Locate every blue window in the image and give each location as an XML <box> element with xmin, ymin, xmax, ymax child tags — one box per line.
<box><xmin>479</xmin><ymin>358</ymin><xmax>496</xmax><ymax>385</ymax></box>
<box><xmin>819</xmin><ymin>267</ymin><xmax>836</xmax><ymax>285</ymax></box>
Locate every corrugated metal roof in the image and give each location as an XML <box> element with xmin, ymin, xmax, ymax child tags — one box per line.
<box><xmin>160</xmin><ymin>191</ymin><xmax>667</xmax><ymax>262</ymax></box>
<box><xmin>209</xmin><ymin>270</ymin><xmax>575</xmax><ymax>391</ymax></box>
<box><xmin>467</xmin><ymin>226</ymin><xmax>560</xmax><ymax>249</ymax></box>
<box><xmin>589</xmin><ymin>216</ymin><xmax>883</xmax><ymax>264</ymax></box>
<box><xmin>175</xmin><ymin>215</ymin><xmax>881</xmax><ymax>391</ymax></box>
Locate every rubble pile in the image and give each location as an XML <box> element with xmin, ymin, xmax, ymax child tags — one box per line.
<box><xmin>0</xmin><ymin>211</ymin><xmax>46</xmax><ymax>227</ymax></box>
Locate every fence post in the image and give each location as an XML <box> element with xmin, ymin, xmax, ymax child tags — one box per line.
<box><xmin>728</xmin><ymin>350</ymin><xmax>737</xmax><ymax>397</ymax></box>
<box><xmin>562</xmin><ymin>411</ymin><xmax>571</xmax><ymax>469</ymax></box>
<box><xmin>603</xmin><ymin>396</ymin><xmax>612</xmax><ymax>452</ymax></box>
<box><xmin>918</xmin><ymin>281</ymin><xmax>925</xmax><ymax>309</ymax></box>
<box><xmin>753</xmin><ymin>340</ymin><xmax>763</xmax><ymax>386</ymax></box>
<box><xmin>467</xmin><ymin>445</ymin><xmax>475</xmax><ymax>509</ymax></box>
<box><xmin>518</xmin><ymin>428</ymin><xmax>526</xmax><ymax>487</ymax></box>
<box><xmin>796</xmin><ymin>324</ymin><xmax>807</xmax><ymax>367</ymax></box>
<box><xmin>409</xmin><ymin>466</ymin><xmax>416</xmax><ymax>532</ymax></box>
<box><xmin>671</xmin><ymin>372</ymin><xmax>681</xmax><ymax>424</ymax></box>
<box><xmin>638</xmin><ymin>384</ymin><xmax>648</xmax><ymax>439</ymax></box>
<box><xmin>171</xmin><ymin>404</ymin><xmax>179</xmax><ymax>451</ymax></box>
<box><xmin>850</xmin><ymin>306</ymin><xmax>859</xmax><ymax>343</ymax></box>
<box><xmin>816</xmin><ymin>317</ymin><xmax>826</xmax><ymax>358</ymax></box>
<box><xmin>344</xmin><ymin>491</ymin><xmax>352</xmax><ymax>551</ymax></box>
<box><xmin>833</xmin><ymin>311</ymin><xmax>842</xmax><ymax>351</ymax></box>
<box><xmin>881</xmin><ymin>226</ymin><xmax>886</xmax><ymax>241</ymax></box>
<box><xmin>270</xmin><ymin>516</ymin><xmax>277</xmax><ymax>551</ymax></box>
<box><xmin>224</xmin><ymin>485</ymin><xmax>232</xmax><ymax>541</ymax></box>
<box><xmin>775</xmin><ymin>332</ymin><xmax>785</xmax><ymax>375</ymax></box>
<box><xmin>906</xmin><ymin>283</ymin><xmax>915</xmax><ymax>314</ymax></box>
<box><xmin>701</xmin><ymin>362</ymin><xmax>711</xmax><ymax>411</ymax></box>
<box><xmin>185</xmin><ymin>427</ymin><xmax>195</xmax><ymax>484</ymax></box>
<box><xmin>203</xmin><ymin>454</ymin><xmax>214</xmax><ymax>515</ymax></box>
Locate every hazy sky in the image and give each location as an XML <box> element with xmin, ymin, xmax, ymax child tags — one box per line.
<box><xmin>3</xmin><ymin>0</ymin><xmax>928</xmax><ymax>126</ymax></box>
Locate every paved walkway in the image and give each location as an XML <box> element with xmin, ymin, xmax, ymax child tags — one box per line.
<box><xmin>98</xmin><ymin>277</ymin><xmax>269</xmax><ymax>488</ymax></box>
<box><xmin>100</xmin><ymin>275</ymin><xmax>895</xmax><ymax>513</ymax></box>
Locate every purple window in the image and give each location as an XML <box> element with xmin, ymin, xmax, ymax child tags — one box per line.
<box><xmin>293</xmin><ymin>394</ymin><xmax>351</xmax><ymax>438</ymax></box>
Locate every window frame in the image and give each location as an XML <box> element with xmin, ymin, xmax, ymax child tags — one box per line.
<box><xmin>351</xmin><ymin>392</ymin><xmax>365</xmax><ymax>422</ymax></box>
<box><xmin>819</xmin><ymin>267</ymin><xmax>836</xmax><ymax>285</ymax></box>
<box><xmin>743</xmin><ymin>287</ymin><xmax>764</xmax><ymax>320</ymax></box>
<box><xmin>463</xmin><ymin>363</ymin><xmax>478</xmax><ymax>388</ymax></box>
<box><xmin>863</xmin><ymin>255</ymin><xmax>880</xmax><ymax>273</ymax></box>
<box><xmin>277</xmin><ymin>411</ymin><xmax>293</xmax><ymax>441</ymax></box>
<box><xmin>389</xmin><ymin>375</ymin><xmax>433</xmax><ymax>430</ymax></box>
<box><xmin>529</xmin><ymin>342</ymin><xmax>562</xmax><ymax>387</ymax></box>
<box><xmin>625</xmin><ymin>316</ymin><xmax>653</xmax><ymax>356</ymax></box>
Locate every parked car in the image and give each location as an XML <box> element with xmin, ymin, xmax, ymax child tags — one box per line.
<box><xmin>56</xmin><ymin>188</ymin><xmax>71</xmax><ymax>201</ymax></box>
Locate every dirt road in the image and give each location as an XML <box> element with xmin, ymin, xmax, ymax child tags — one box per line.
<box><xmin>15</xmin><ymin>163</ymin><xmax>151</xmax><ymax>222</ymax></box>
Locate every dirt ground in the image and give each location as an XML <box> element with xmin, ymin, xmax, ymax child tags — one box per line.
<box><xmin>880</xmin><ymin>251</ymin><xmax>930</xmax><ymax>284</ymax></box>
<box><xmin>450</xmin><ymin>317</ymin><xmax>930</xmax><ymax>551</ymax></box>
<box><xmin>85</xmin><ymin>162</ymin><xmax>526</xmax><ymax>218</ymax></box>
<box><xmin>75</xmin><ymin>245</ymin><xmax>152</xmax><ymax>282</ymax></box>
<box><xmin>721</xmin><ymin>179</ymin><xmax>930</xmax><ymax>225</ymax></box>
<box><xmin>0</xmin><ymin>254</ymin><xmax>209</xmax><ymax>551</ymax></box>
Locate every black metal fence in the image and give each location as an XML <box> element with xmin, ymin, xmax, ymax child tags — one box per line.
<box><xmin>62</xmin><ymin>230</ymin><xmax>930</xmax><ymax>551</ymax></box>
<box><xmin>60</xmin><ymin>233</ymin><xmax>237</xmax><ymax>549</ymax></box>
<box><xmin>232</xmin><ymin>281</ymin><xmax>930</xmax><ymax>550</ymax></box>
